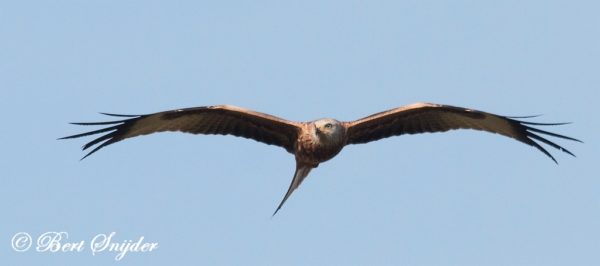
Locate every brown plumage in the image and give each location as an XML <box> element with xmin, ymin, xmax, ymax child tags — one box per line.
<box><xmin>61</xmin><ymin>103</ymin><xmax>581</xmax><ymax>215</ymax></box>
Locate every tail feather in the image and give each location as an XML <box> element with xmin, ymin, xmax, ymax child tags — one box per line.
<box><xmin>273</xmin><ymin>163</ymin><xmax>314</xmax><ymax>216</ymax></box>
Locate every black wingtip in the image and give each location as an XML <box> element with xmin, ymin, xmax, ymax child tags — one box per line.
<box><xmin>568</xmin><ymin>136</ymin><xmax>584</xmax><ymax>144</ymax></box>
<box><xmin>520</xmin><ymin>121</ymin><xmax>572</xmax><ymax>126</ymax></box>
<box><xmin>61</xmin><ymin>114</ymin><xmax>136</xmax><ymax>159</ymax></box>
<box><xmin>99</xmin><ymin>112</ymin><xmax>141</xmax><ymax>118</ymax></box>
<box><xmin>506</xmin><ymin>115</ymin><xmax>582</xmax><ymax>163</ymax></box>
<box><xmin>538</xmin><ymin>144</ymin><xmax>559</xmax><ymax>164</ymax></box>
<box><xmin>79</xmin><ymin>139</ymin><xmax>114</xmax><ymax>160</ymax></box>
<box><xmin>80</xmin><ymin>154</ymin><xmax>91</xmax><ymax>161</ymax></box>
<box><xmin>507</xmin><ymin>114</ymin><xmax>543</xmax><ymax>119</ymax></box>
<box><xmin>70</xmin><ymin>120</ymin><xmax>128</xmax><ymax>126</ymax></box>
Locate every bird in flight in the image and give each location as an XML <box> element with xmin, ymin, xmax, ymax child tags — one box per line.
<box><xmin>61</xmin><ymin>103</ymin><xmax>580</xmax><ymax>215</ymax></box>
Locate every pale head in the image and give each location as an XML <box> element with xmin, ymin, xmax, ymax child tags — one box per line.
<box><xmin>313</xmin><ymin>118</ymin><xmax>345</xmax><ymax>142</ymax></box>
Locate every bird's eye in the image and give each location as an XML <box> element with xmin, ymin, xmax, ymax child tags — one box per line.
<box><xmin>324</xmin><ymin>123</ymin><xmax>332</xmax><ymax>128</ymax></box>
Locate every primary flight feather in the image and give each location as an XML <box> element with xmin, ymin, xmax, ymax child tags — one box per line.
<box><xmin>61</xmin><ymin>103</ymin><xmax>580</xmax><ymax>215</ymax></box>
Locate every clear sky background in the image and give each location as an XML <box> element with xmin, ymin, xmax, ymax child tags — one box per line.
<box><xmin>1</xmin><ymin>1</ymin><xmax>598</xmax><ymax>265</ymax></box>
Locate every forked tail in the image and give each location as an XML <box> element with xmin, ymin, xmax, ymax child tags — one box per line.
<box><xmin>273</xmin><ymin>163</ymin><xmax>315</xmax><ymax>216</ymax></box>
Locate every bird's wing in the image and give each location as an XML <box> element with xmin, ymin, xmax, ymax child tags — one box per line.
<box><xmin>61</xmin><ymin>105</ymin><xmax>302</xmax><ymax>159</ymax></box>
<box><xmin>344</xmin><ymin>102</ymin><xmax>581</xmax><ymax>163</ymax></box>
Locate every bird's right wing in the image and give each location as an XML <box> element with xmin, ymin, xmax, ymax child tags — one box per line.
<box><xmin>344</xmin><ymin>102</ymin><xmax>581</xmax><ymax>163</ymax></box>
<box><xmin>61</xmin><ymin>105</ymin><xmax>303</xmax><ymax>159</ymax></box>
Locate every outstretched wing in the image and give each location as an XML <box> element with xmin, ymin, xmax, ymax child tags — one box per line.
<box><xmin>61</xmin><ymin>105</ymin><xmax>302</xmax><ymax>159</ymax></box>
<box><xmin>344</xmin><ymin>102</ymin><xmax>581</xmax><ymax>163</ymax></box>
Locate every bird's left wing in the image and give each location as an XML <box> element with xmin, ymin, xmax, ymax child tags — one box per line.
<box><xmin>344</xmin><ymin>102</ymin><xmax>581</xmax><ymax>163</ymax></box>
<box><xmin>61</xmin><ymin>105</ymin><xmax>302</xmax><ymax>159</ymax></box>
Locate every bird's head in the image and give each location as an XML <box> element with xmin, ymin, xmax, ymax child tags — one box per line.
<box><xmin>314</xmin><ymin>119</ymin><xmax>344</xmax><ymax>140</ymax></box>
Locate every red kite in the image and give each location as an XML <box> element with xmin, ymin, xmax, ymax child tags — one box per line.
<box><xmin>61</xmin><ymin>103</ymin><xmax>580</xmax><ymax>214</ymax></box>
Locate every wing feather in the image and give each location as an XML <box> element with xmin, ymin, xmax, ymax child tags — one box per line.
<box><xmin>345</xmin><ymin>102</ymin><xmax>581</xmax><ymax>163</ymax></box>
<box><xmin>61</xmin><ymin>105</ymin><xmax>302</xmax><ymax>159</ymax></box>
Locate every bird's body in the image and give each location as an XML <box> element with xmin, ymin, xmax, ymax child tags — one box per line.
<box><xmin>296</xmin><ymin>119</ymin><xmax>346</xmax><ymax>165</ymax></box>
<box><xmin>61</xmin><ymin>102</ymin><xmax>580</xmax><ymax>214</ymax></box>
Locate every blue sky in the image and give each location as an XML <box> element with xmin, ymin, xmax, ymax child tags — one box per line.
<box><xmin>1</xmin><ymin>1</ymin><xmax>598</xmax><ymax>265</ymax></box>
